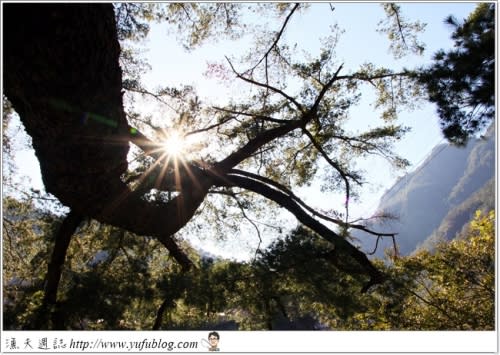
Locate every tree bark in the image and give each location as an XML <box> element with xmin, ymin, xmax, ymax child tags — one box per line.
<box><xmin>3</xmin><ymin>3</ymin><xmax>129</xmax><ymax>217</ymax></box>
<box><xmin>3</xmin><ymin>3</ymin><xmax>196</xmax><ymax>268</ymax></box>
<box><xmin>153</xmin><ymin>298</ymin><xmax>174</xmax><ymax>330</ymax></box>
<box><xmin>45</xmin><ymin>212</ymin><xmax>83</xmax><ymax>310</ymax></box>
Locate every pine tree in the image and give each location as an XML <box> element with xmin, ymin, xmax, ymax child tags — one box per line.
<box><xmin>417</xmin><ymin>3</ymin><xmax>495</xmax><ymax>146</ymax></box>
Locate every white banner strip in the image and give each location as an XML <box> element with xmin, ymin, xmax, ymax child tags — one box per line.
<box><xmin>1</xmin><ymin>330</ymin><xmax>497</xmax><ymax>353</ymax></box>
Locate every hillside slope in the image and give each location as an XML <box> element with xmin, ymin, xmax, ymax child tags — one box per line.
<box><xmin>355</xmin><ymin>125</ymin><xmax>495</xmax><ymax>258</ymax></box>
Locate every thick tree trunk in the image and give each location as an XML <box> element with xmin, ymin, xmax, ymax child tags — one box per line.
<box><xmin>4</xmin><ymin>4</ymin><xmax>130</xmax><ymax>203</ymax></box>
<box><xmin>3</xmin><ymin>4</ymin><xmax>196</xmax><ymax>268</ymax></box>
<box><xmin>3</xmin><ymin>3</ymin><xmax>130</xmax><ymax>217</ymax></box>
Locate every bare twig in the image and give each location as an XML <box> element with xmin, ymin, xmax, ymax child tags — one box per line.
<box><xmin>310</xmin><ymin>64</ymin><xmax>344</xmax><ymax>115</ymax></box>
<box><xmin>248</xmin><ymin>3</ymin><xmax>300</xmax><ymax>74</ymax></box>
<box><xmin>231</xmin><ymin>193</ymin><xmax>263</xmax><ymax>261</ymax></box>
<box><xmin>184</xmin><ymin>115</ymin><xmax>236</xmax><ymax>137</ymax></box>
<box><xmin>226</xmin><ymin>56</ymin><xmax>304</xmax><ymax>112</ymax></box>
<box><xmin>211</xmin><ymin>106</ymin><xmax>293</xmax><ymax>124</ymax></box>
<box><xmin>337</xmin><ymin>70</ymin><xmax>410</xmax><ymax>83</ymax></box>
<box><xmin>125</xmin><ymin>86</ymin><xmax>179</xmax><ymax>113</ymax></box>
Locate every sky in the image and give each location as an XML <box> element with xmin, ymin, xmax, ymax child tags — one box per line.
<box><xmin>136</xmin><ymin>2</ymin><xmax>477</xmax><ymax>217</ymax></box>
<box><xmin>6</xmin><ymin>2</ymin><xmax>480</xmax><ymax>260</ymax></box>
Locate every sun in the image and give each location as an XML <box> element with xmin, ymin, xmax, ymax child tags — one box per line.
<box><xmin>161</xmin><ymin>130</ymin><xmax>188</xmax><ymax>158</ymax></box>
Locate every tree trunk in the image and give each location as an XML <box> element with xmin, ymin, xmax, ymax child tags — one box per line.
<box><xmin>3</xmin><ymin>3</ymin><xmax>196</xmax><ymax>268</ymax></box>
<box><xmin>153</xmin><ymin>298</ymin><xmax>174</xmax><ymax>330</ymax></box>
<box><xmin>43</xmin><ymin>211</ymin><xmax>83</xmax><ymax>329</ymax></box>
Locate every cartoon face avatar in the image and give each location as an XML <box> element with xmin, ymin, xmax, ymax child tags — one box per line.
<box><xmin>207</xmin><ymin>331</ymin><xmax>220</xmax><ymax>352</ymax></box>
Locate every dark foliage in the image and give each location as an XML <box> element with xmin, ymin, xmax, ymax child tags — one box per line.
<box><xmin>417</xmin><ymin>3</ymin><xmax>495</xmax><ymax>145</ymax></box>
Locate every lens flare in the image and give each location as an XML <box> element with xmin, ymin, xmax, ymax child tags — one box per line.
<box><xmin>161</xmin><ymin>130</ymin><xmax>187</xmax><ymax>158</ymax></box>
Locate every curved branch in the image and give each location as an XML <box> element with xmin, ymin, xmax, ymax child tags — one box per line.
<box><xmin>229</xmin><ymin>169</ymin><xmax>396</xmax><ymax>238</ymax></box>
<box><xmin>157</xmin><ymin>235</ymin><xmax>195</xmax><ymax>272</ymax></box>
<box><xmin>211</xmin><ymin>106</ymin><xmax>294</xmax><ymax>124</ymax></box>
<box><xmin>337</xmin><ymin>70</ymin><xmax>411</xmax><ymax>83</ymax></box>
<box><xmin>220</xmin><ymin>174</ymin><xmax>385</xmax><ymax>291</ymax></box>
<box><xmin>216</xmin><ymin>59</ymin><xmax>346</xmax><ymax>180</ymax></box>
<box><xmin>124</xmin><ymin>86</ymin><xmax>179</xmax><ymax>113</ymax></box>
<box><xmin>184</xmin><ymin>115</ymin><xmax>236</xmax><ymax>137</ymax></box>
<box><xmin>310</xmin><ymin>64</ymin><xmax>344</xmax><ymax>114</ymax></box>
<box><xmin>213</xmin><ymin>119</ymin><xmax>303</xmax><ymax>172</ymax></box>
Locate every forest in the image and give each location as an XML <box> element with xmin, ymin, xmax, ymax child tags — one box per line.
<box><xmin>2</xmin><ymin>3</ymin><xmax>495</xmax><ymax>331</ymax></box>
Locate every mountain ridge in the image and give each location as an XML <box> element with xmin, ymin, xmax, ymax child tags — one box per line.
<box><xmin>354</xmin><ymin>125</ymin><xmax>495</xmax><ymax>258</ymax></box>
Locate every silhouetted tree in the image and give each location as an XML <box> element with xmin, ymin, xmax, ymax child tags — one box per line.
<box><xmin>417</xmin><ymin>3</ymin><xmax>494</xmax><ymax>145</ymax></box>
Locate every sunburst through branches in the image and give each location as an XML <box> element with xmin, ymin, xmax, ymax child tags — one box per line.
<box><xmin>160</xmin><ymin>129</ymin><xmax>190</xmax><ymax>159</ymax></box>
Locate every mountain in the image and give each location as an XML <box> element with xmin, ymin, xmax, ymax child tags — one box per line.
<box><xmin>354</xmin><ymin>124</ymin><xmax>495</xmax><ymax>258</ymax></box>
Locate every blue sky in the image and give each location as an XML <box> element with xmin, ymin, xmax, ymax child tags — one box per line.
<box><xmin>8</xmin><ymin>2</ymin><xmax>480</xmax><ymax>259</ymax></box>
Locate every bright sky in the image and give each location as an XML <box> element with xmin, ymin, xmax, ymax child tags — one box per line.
<box><xmin>136</xmin><ymin>2</ymin><xmax>477</xmax><ymax>213</ymax></box>
<box><xmin>7</xmin><ymin>2</ymin><xmax>479</xmax><ymax>260</ymax></box>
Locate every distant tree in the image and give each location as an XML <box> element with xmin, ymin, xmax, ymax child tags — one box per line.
<box><xmin>417</xmin><ymin>3</ymin><xmax>495</xmax><ymax>146</ymax></box>
<box><xmin>155</xmin><ymin>227</ymin><xmax>372</xmax><ymax>330</ymax></box>
<box><xmin>5</xmin><ymin>195</ymin><xmax>493</xmax><ymax>330</ymax></box>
